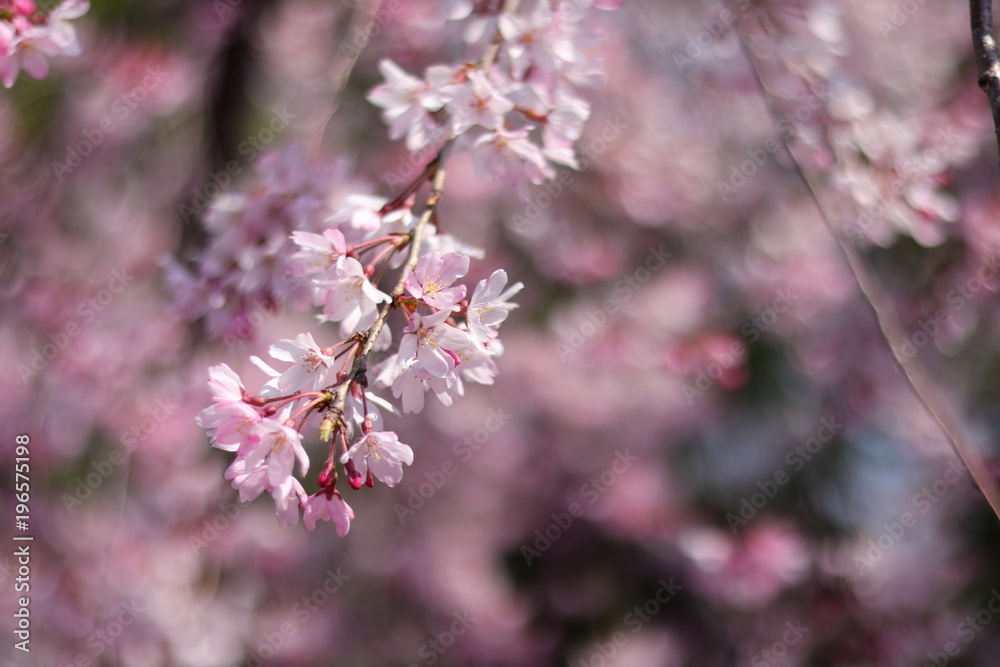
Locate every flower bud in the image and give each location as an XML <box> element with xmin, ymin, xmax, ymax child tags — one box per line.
<box><xmin>345</xmin><ymin>458</ymin><xmax>364</xmax><ymax>490</ymax></box>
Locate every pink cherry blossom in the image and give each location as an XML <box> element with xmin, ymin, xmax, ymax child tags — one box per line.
<box><xmin>195</xmin><ymin>364</ymin><xmax>261</xmax><ymax>451</ymax></box>
<box><xmin>367</xmin><ymin>59</ymin><xmax>444</xmax><ymax>152</ymax></box>
<box><xmin>473</xmin><ymin>127</ymin><xmax>555</xmax><ymax>185</ymax></box>
<box><xmin>266</xmin><ymin>333</ymin><xmax>337</xmax><ymax>393</ymax></box>
<box><xmin>271</xmin><ymin>475</ymin><xmax>309</xmax><ymax>527</ymax></box>
<box><xmin>314</xmin><ymin>257</ymin><xmax>391</xmax><ymax>334</ymax></box>
<box><xmin>499</xmin><ymin>1</ymin><xmax>575</xmax><ymax>78</ymax></box>
<box><xmin>289</xmin><ymin>229</ymin><xmax>347</xmax><ymax>277</ymax></box>
<box><xmin>441</xmin><ymin>70</ymin><xmax>515</xmax><ymax>135</ymax></box>
<box><xmin>387</xmin><ymin>360</ymin><xmax>432</xmax><ymax>414</ymax></box>
<box><xmin>384</xmin><ymin>357</ymin><xmax>459</xmax><ymax>414</ymax></box>
<box><xmin>303</xmin><ymin>492</ymin><xmax>355</xmax><ymax>536</ymax></box>
<box><xmin>245</xmin><ymin>420</ymin><xmax>310</xmax><ymax>485</ymax></box>
<box><xmin>224</xmin><ymin>457</ymin><xmax>268</xmax><ymax>503</ymax></box>
<box><xmin>342</xmin><ymin>430</ymin><xmax>414</xmax><ymax>488</ymax></box>
<box><xmin>398</xmin><ymin>309</ymin><xmax>470</xmax><ymax>379</ymax></box>
<box><xmin>468</xmin><ymin>269</ymin><xmax>523</xmax><ymax>352</ymax></box>
<box><xmin>40</xmin><ymin>0</ymin><xmax>89</xmax><ymax>57</ymax></box>
<box><xmin>404</xmin><ymin>251</ymin><xmax>470</xmax><ymax>311</ymax></box>
<box><xmin>542</xmin><ymin>87</ymin><xmax>591</xmax><ymax>167</ymax></box>
<box><xmin>0</xmin><ymin>0</ymin><xmax>88</xmax><ymax>88</ymax></box>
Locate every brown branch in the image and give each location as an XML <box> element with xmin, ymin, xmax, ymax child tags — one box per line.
<box><xmin>326</xmin><ymin>143</ymin><xmax>451</xmax><ymax>430</ymax></box>
<box><xmin>972</xmin><ymin>0</ymin><xmax>1000</xmax><ymax>166</ymax></box>
<box><xmin>734</xmin><ymin>30</ymin><xmax>1000</xmax><ymax>523</ymax></box>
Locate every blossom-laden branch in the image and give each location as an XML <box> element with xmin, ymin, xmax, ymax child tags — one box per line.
<box><xmin>971</xmin><ymin>0</ymin><xmax>1000</xmax><ymax>167</ymax></box>
<box><xmin>191</xmin><ymin>1</ymin><xmax>619</xmax><ymax>535</ymax></box>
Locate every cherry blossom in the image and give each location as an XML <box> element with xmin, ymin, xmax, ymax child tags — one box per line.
<box><xmin>289</xmin><ymin>229</ymin><xmax>347</xmax><ymax>277</ymax></box>
<box><xmin>441</xmin><ymin>69</ymin><xmax>514</xmax><ymax>135</ymax></box>
<box><xmin>224</xmin><ymin>457</ymin><xmax>269</xmax><ymax>504</ymax></box>
<box><xmin>467</xmin><ymin>269</ymin><xmax>523</xmax><ymax>351</ymax></box>
<box><xmin>185</xmin><ymin>0</ymin><xmax>613</xmax><ymax>539</ymax></box>
<box><xmin>366</xmin><ymin>58</ymin><xmax>445</xmax><ymax>152</ymax></box>
<box><xmin>404</xmin><ymin>251</ymin><xmax>470</xmax><ymax>311</ymax></box>
<box><xmin>195</xmin><ymin>364</ymin><xmax>261</xmax><ymax>452</ymax></box>
<box><xmin>245</xmin><ymin>420</ymin><xmax>310</xmax><ymax>484</ymax></box>
<box><xmin>473</xmin><ymin>127</ymin><xmax>555</xmax><ymax>185</ymax></box>
<box><xmin>314</xmin><ymin>257</ymin><xmax>391</xmax><ymax>334</ymax></box>
<box><xmin>398</xmin><ymin>309</ymin><xmax>470</xmax><ymax>379</ymax></box>
<box><xmin>342</xmin><ymin>430</ymin><xmax>414</xmax><ymax>488</ymax></box>
<box><xmin>271</xmin><ymin>475</ymin><xmax>309</xmax><ymax>527</ymax></box>
<box><xmin>303</xmin><ymin>492</ymin><xmax>355</xmax><ymax>536</ymax></box>
<box><xmin>265</xmin><ymin>333</ymin><xmax>337</xmax><ymax>393</ymax></box>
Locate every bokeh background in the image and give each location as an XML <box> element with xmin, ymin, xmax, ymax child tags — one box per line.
<box><xmin>4</xmin><ymin>0</ymin><xmax>1000</xmax><ymax>665</ymax></box>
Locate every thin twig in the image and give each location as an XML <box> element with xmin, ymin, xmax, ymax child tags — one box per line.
<box><xmin>971</xmin><ymin>0</ymin><xmax>1000</xmax><ymax>167</ymax></box>
<box><xmin>735</xmin><ymin>29</ymin><xmax>1000</xmax><ymax>523</ymax></box>
<box><xmin>309</xmin><ymin>0</ymin><xmax>381</xmax><ymax>157</ymax></box>
<box><xmin>326</xmin><ymin>142</ymin><xmax>451</xmax><ymax>428</ymax></box>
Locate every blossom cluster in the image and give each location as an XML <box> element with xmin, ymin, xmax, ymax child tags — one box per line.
<box><xmin>166</xmin><ymin>147</ymin><xmax>339</xmax><ymax>340</ymax></box>
<box><xmin>369</xmin><ymin>0</ymin><xmax>618</xmax><ymax>187</ymax></box>
<box><xmin>0</xmin><ymin>0</ymin><xmax>88</xmax><ymax>88</ymax></box>
<box><xmin>190</xmin><ymin>0</ymin><xmax>616</xmax><ymax>535</ymax></box>
<box><xmin>195</xmin><ymin>239</ymin><xmax>521</xmax><ymax>534</ymax></box>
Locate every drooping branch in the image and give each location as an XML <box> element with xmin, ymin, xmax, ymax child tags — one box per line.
<box><xmin>971</xmin><ymin>0</ymin><xmax>1000</xmax><ymax>166</ymax></box>
<box><xmin>734</xmin><ymin>27</ymin><xmax>1000</xmax><ymax>524</ymax></box>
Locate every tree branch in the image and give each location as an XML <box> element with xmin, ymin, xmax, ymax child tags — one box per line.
<box><xmin>326</xmin><ymin>143</ymin><xmax>451</xmax><ymax>430</ymax></box>
<box><xmin>971</xmin><ymin>0</ymin><xmax>1000</xmax><ymax>166</ymax></box>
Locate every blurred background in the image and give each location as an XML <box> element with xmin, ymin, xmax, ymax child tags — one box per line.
<box><xmin>4</xmin><ymin>0</ymin><xmax>1000</xmax><ymax>665</ymax></box>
